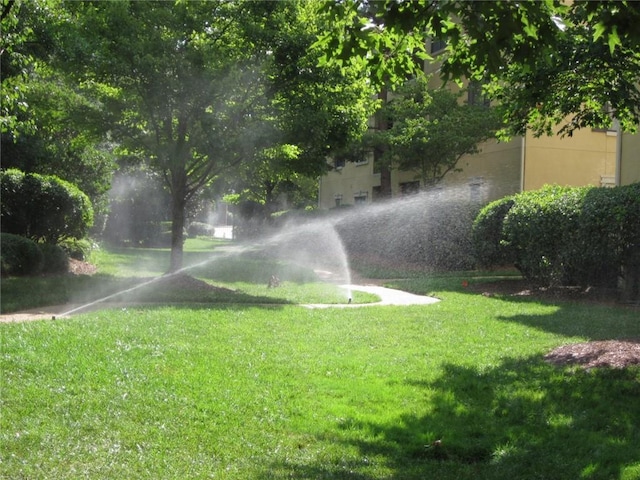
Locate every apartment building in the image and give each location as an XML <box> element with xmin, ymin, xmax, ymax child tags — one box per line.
<box><xmin>318</xmin><ymin>40</ymin><xmax>639</xmax><ymax>209</ymax></box>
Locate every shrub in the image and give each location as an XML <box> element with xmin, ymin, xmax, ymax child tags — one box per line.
<box><xmin>474</xmin><ymin>183</ymin><xmax>640</xmax><ymax>298</ymax></box>
<box><xmin>502</xmin><ymin>185</ymin><xmax>590</xmax><ymax>286</ymax></box>
<box><xmin>472</xmin><ymin>196</ymin><xmax>516</xmax><ymax>269</ymax></box>
<box><xmin>58</xmin><ymin>237</ymin><xmax>93</xmax><ymax>261</ymax></box>
<box><xmin>578</xmin><ymin>183</ymin><xmax>640</xmax><ymax>296</ymax></box>
<box><xmin>39</xmin><ymin>243</ymin><xmax>70</xmax><ymax>274</ymax></box>
<box><xmin>1</xmin><ymin>169</ymin><xmax>94</xmax><ymax>243</ymax></box>
<box><xmin>336</xmin><ymin>192</ymin><xmax>479</xmax><ymax>273</ymax></box>
<box><xmin>0</xmin><ymin>233</ymin><xmax>44</xmax><ymax>276</ymax></box>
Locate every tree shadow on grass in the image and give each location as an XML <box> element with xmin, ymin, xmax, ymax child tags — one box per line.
<box><xmin>0</xmin><ymin>273</ymin><xmax>294</xmax><ymax>314</ymax></box>
<box><xmin>493</xmin><ymin>298</ymin><xmax>640</xmax><ymax>342</ymax></box>
<box><xmin>260</xmin><ymin>356</ymin><xmax>640</xmax><ymax>479</ymax></box>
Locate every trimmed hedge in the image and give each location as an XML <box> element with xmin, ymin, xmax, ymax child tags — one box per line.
<box><xmin>1</xmin><ymin>234</ymin><xmax>74</xmax><ymax>276</ymax></box>
<box><xmin>39</xmin><ymin>243</ymin><xmax>70</xmax><ymax>274</ymax></box>
<box><xmin>473</xmin><ymin>183</ymin><xmax>640</xmax><ymax>298</ymax></box>
<box><xmin>1</xmin><ymin>168</ymin><xmax>94</xmax><ymax>243</ymax></box>
<box><xmin>503</xmin><ymin>185</ymin><xmax>590</xmax><ymax>286</ymax></box>
<box><xmin>1</xmin><ymin>233</ymin><xmax>44</xmax><ymax>276</ymax></box>
<box><xmin>472</xmin><ymin>196</ymin><xmax>516</xmax><ymax>269</ymax></box>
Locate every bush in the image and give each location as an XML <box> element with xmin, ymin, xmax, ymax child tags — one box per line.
<box><xmin>472</xmin><ymin>196</ymin><xmax>516</xmax><ymax>269</ymax></box>
<box><xmin>0</xmin><ymin>233</ymin><xmax>44</xmax><ymax>276</ymax></box>
<box><xmin>578</xmin><ymin>183</ymin><xmax>640</xmax><ymax>297</ymax></box>
<box><xmin>39</xmin><ymin>243</ymin><xmax>70</xmax><ymax>274</ymax></box>
<box><xmin>58</xmin><ymin>237</ymin><xmax>93</xmax><ymax>261</ymax></box>
<box><xmin>1</xmin><ymin>169</ymin><xmax>94</xmax><ymax>243</ymax></box>
<box><xmin>336</xmin><ymin>191</ymin><xmax>479</xmax><ymax>273</ymax></box>
<box><xmin>473</xmin><ymin>183</ymin><xmax>640</xmax><ymax>298</ymax></box>
<box><xmin>502</xmin><ymin>185</ymin><xmax>590</xmax><ymax>285</ymax></box>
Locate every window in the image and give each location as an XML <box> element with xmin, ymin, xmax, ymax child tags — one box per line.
<box><xmin>430</xmin><ymin>38</ymin><xmax>447</xmax><ymax>54</ymax></box>
<box><xmin>467</xmin><ymin>81</ymin><xmax>490</xmax><ymax>107</ymax></box>
<box><xmin>334</xmin><ymin>194</ymin><xmax>343</xmax><ymax>207</ymax></box>
<box><xmin>334</xmin><ymin>157</ymin><xmax>345</xmax><ymax>169</ymax></box>
<box><xmin>354</xmin><ymin>191</ymin><xmax>368</xmax><ymax>205</ymax></box>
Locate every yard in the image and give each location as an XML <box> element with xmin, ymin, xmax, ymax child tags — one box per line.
<box><xmin>1</xmin><ymin>239</ymin><xmax>639</xmax><ymax>479</ymax></box>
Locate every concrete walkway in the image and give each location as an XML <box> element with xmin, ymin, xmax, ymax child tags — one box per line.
<box><xmin>302</xmin><ymin>284</ymin><xmax>440</xmax><ymax>309</ymax></box>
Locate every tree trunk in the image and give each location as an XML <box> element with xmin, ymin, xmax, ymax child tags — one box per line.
<box><xmin>375</xmin><ymin>88</ymin><xmax>392</xmax><ymax>199</ymax></box>
<box><xmin>169</xmin><ymin>170</ymin><xmax>187</xmax><ymax>273</ymax></box>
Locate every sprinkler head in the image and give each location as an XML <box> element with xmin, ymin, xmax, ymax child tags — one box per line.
<box><xmin>348</xmin><ymin>297</ymin><xmax>352</xmax><ymax>304</ymax></box>
<box><xmin>51</xmin><ymin>315</ymin><xmax>56</xmax><ymax>320</ymax></box>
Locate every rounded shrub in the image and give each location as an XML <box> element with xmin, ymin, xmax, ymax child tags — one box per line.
<box><xmin>1</xmin><ymin>169</ymin><xmax>94</xmax><ymax>243</ymax></box>
<box><xmin>0</xmin><ymin>233</ymin><xmax>44</xmax><ymax>276</ymax></box>
<box><xmin>502</xmin><ymin>185</ymin><xmax>590</xmax><ymax>286</ymax></box>
<box><xmin>39</xmin><ymin>243</ymin><xmax>70</xmax><ymax>274</ymax></box>
<box><xmin>578</xmin><ymin>182</ymin><xmax>640</xmax><ymax>295</ymax></box>
<box><xmin>472</xmin><ymin>195</ymin><xmax>516</xmax><ymax>269</ymax></box>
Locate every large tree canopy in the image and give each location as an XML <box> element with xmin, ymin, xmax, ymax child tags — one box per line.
<box><xmin>315</xmin><ymin>0</ymin><xmax>640</xmax><ymax>137</ymax></box>
<box><xmin>46</xmin><ymin>0</ymin><xmax>373</xmax><ymax>271</ymax></box>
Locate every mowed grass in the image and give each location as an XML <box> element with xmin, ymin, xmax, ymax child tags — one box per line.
<box><xmin>1</xmin><ymin>238</ymin><xmax>376</xmax><ymax>313</ymax></box>
<box><xmin>2</xmin><ymin>241</ymin><xmax>640</xmax><ymax>479</ymax></box>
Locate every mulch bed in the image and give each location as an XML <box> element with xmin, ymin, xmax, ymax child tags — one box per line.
<box><xmin>544</xmin><ymin>340</ymin><xmax>640</xmax><ymax>370</ymax></box>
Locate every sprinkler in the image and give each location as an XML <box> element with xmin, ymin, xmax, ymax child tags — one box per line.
<box><xmin>348</xmin><ymin>297</ymin><xmax>352</xmax><ymax>304</ymax></box>
<box><xmin>51</xmin><ymin>315</ymin><xmax>56</xmax><ymax>320</ymax></box>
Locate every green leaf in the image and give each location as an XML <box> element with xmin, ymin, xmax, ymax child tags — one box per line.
<box><xmin>607</xmin><ymin>25</ymin><xmax>620</xmax><ymax>54</ymax></box>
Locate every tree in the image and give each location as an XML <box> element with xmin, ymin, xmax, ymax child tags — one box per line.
<box><xmin>55</xmin><ymin>1</ymin><xmax>272</xmax><ymax>271</ymax></box>
<box><xmin>315</xmin><ymin>0</ymin><xmax>640</xmax><ymax>137</ymax></box>
<box><xmin>1</xmin><ymin>0</ymin><xmax>116</xmax><ymax>221</ymax></box>
<box><xmin>227</xmin><ymin>0</ymin><xmax>375</xmax><ymax>216</ymax></box>
<box><xmin>368</xmin><ymin>77</ymin><xmax>501</xmax><ymax>189</ymax></box>
<box><xmin>54</xmin><ymin>0</ymin><xmax>373</xmax><ymax>272</ymax></box>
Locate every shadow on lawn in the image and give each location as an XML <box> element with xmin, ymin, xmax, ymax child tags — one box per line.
<box><xmin>261</xmin><ymin>356</ymin><xmax>640</xmax><ymax>480</ymax></box>
<box><xmin>0</xmin><ymin>273</ymin><xmax>293</xmax><ymax>314</ymax></box>
<box><xmin>494</xmin><ymin>303</ymin><xmax>640</xmax><ymax>342</ymax></box>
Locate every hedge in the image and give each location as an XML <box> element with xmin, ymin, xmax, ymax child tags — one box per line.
<box><xmin>0</xmin><ymin>233</ymin><xmax>44</xmax><ymax>276</ymax></box>
<box><xmin>473</xmin><ymin>183</ymin><xmax>640</xmax><ymax>297</ymax></box>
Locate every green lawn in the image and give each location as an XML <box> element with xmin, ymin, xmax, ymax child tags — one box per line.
<box><xmin>1</xmin><ymin>241</ymin><xmax>639</xmax><ymax>479</ymax></box>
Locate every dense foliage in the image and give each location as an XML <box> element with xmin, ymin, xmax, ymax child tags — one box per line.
<box><xmin>1</xmin><ymin>0</ymin><xmax>116</xmax><ymax>218</ymax></box>
<box><xmin>0</xmin><ymin>233</ymin><xmax>44</xmax><ymax>276</ymax></box>
<box><xmin>471</xmin><ymin>196</ymin><xmax>516</xmax><ymax>269</ymax></box>
<box><xmin>473</xmin><ymin>184</ymin><xmax>640</xmax><ymax>300</ymax></box>
<box><xmin>316</xmin><ymin>0</ymin><xmax>640</xmax><ymax>137</ymax></box>
<box><xmin>365</xmin><ymin>77</ymin><xmax>502</xmax><ymax>188</ymax></box>
<box><xmin>1</xmin><ymin>168</ymin><xmax>94</xmax><ymax>243</ymax></box>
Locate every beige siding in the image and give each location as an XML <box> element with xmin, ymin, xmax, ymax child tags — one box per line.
<box><xmin>318</xmin><ymin>158</ymin><xmax>379</xmax><ymax>209</ymax></box>
<box><xmin>523</xmin><ymin>129</ymin><xmax>617</xmax><ymax>190</ymax></box>
<box><xmin>442</xmin><ymin>138</ymin><xmax>522</xmax><ymax>202</ymax></box>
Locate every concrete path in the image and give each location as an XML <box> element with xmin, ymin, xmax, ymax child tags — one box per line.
<box><xmin>302</xmin><ymin>284</ymin><xmax>440</xmax><ymax>309</ymax></box>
